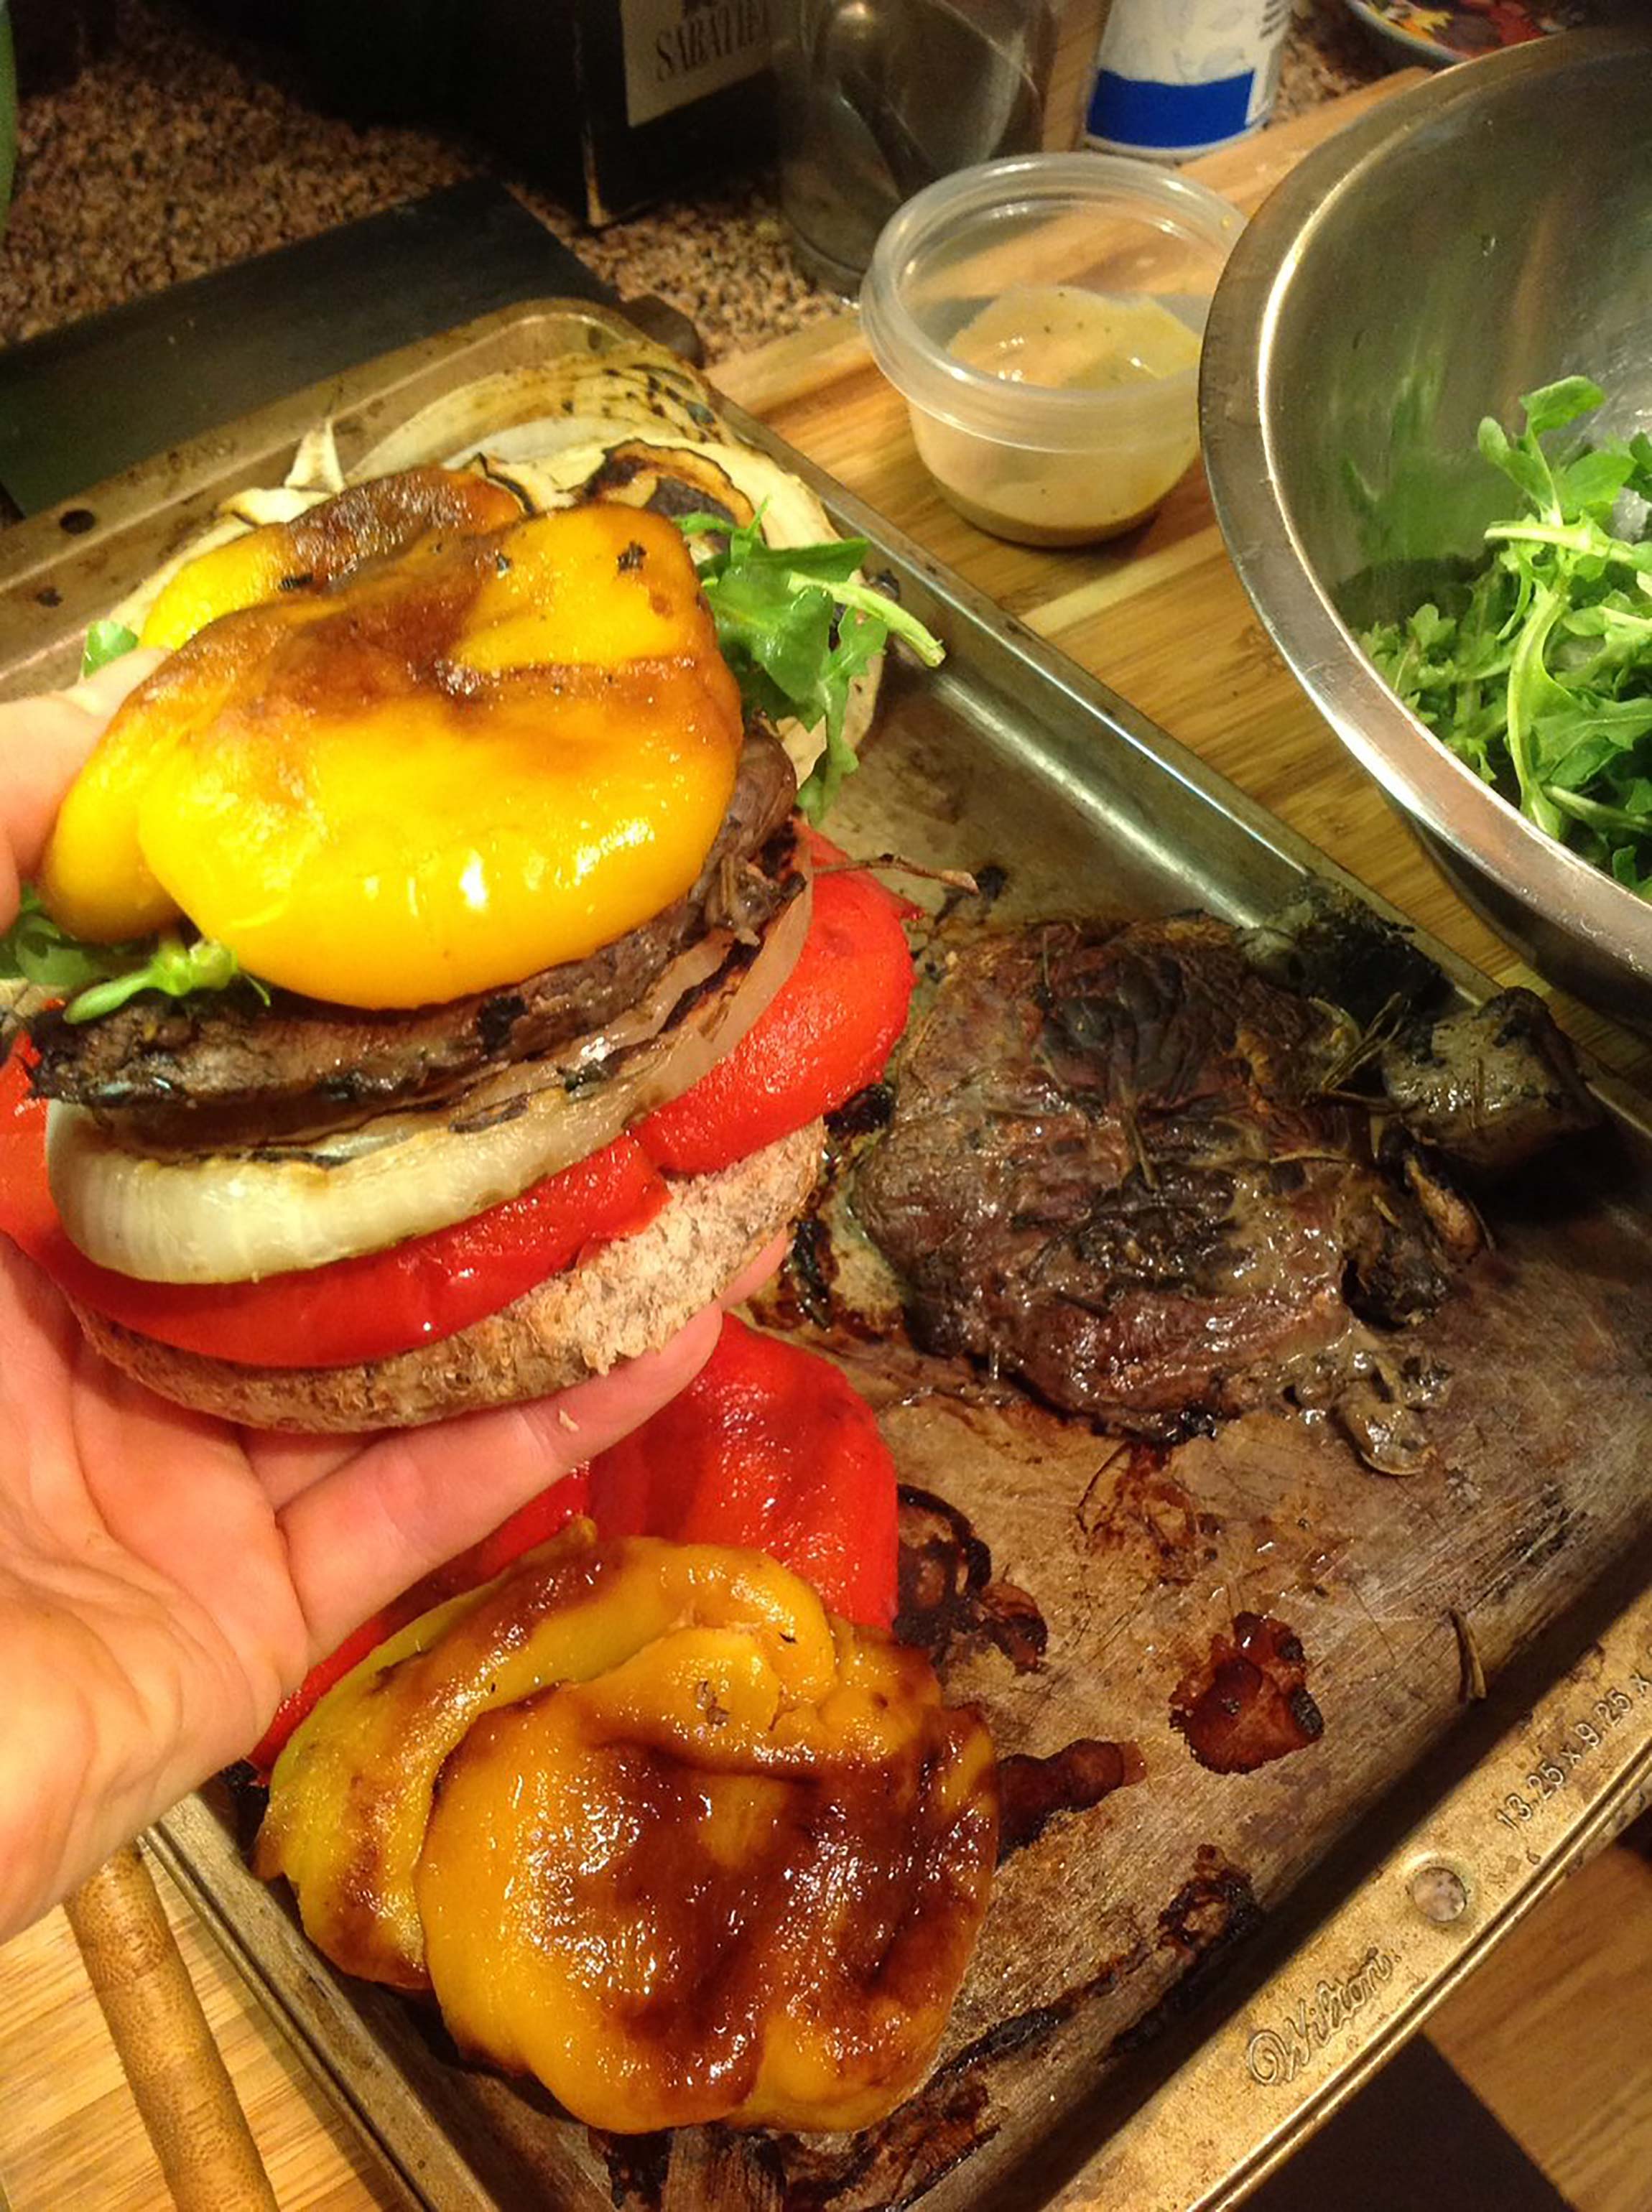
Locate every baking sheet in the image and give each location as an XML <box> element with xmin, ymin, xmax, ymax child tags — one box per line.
<box><xmin>4</xmin><ymin>299</ymin><xmax>1649</xmax><ymax>2211</ymax></box>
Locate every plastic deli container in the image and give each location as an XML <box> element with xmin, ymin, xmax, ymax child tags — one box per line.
<box><xmin>860</xmin><ymin>153</ymin><xmax>1243</xmax><ymax>547</ymax></box>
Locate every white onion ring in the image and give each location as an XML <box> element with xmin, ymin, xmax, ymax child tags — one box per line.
<box><xmin>49</xmin><ymin>883</ymin><xmax>812</xmax><ymax>1286</ymax></box>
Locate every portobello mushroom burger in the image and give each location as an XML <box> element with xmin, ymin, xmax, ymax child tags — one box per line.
<box><xmin>0</xmin><ymin>405</ymin><xmax>936</xmax><ymax>1432</ymax></box>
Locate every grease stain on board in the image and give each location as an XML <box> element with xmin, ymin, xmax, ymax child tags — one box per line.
<box><xmin>895</xmin><ymin>1485</ymin><xmax>1047</xmax><ymax>1673</ymax></box>
<box><xmin>1171</xmin><ymin>1613</ymin><xmax>1324</xmax><ymax>1774</ymax></box>
<box><xmin>1077</xmin><ymin>1439</ymin><xmax>1222</xmax><ymax>1586</ymax></box>
<box><xmin>997</xmin><ymin>1739</ymin><xmax>1145</xmax><ymax>1861</ymax></box>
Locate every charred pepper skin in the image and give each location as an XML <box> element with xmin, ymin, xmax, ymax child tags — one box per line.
<box><xmin>43</xmin><ymin>485</ymin><xmax>743</xmax><ymax>1008</ymax></box>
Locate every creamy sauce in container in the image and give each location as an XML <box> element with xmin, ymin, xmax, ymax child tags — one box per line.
<box><xmin>859</xmin><ymin>155</ymin><xmax>1240</xmax><ymax>550</ymax></box>
<box><xmin>949</xmin><ymin>285</ymin><xmax>1201</xmax><ymax>391</ymax></box>
<box><xmin>911</xmin><ymin>285</ymin><xmax>1204</xmax><ymax>545</ymax></box>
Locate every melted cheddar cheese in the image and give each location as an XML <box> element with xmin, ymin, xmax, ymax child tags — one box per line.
<box><xmin>42</xmin><ymin>478</ymin><xmax>743</xmax><ymax>1008</ymax></box>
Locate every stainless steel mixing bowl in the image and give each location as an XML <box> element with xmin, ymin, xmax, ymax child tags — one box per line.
<box><xmin>1200</xmin><ymin>28</ymin><xmax>1652</xmax><ymax>1027</ymax></box>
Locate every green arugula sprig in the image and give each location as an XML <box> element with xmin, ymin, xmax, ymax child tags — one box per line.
<box><xmin>1361</xmin><ymin>376</ymin><xmax>1652</xmax><ymax>893</ymax></box>
<box><xmin>80</xmin><ymin>620</ymin><xmax>139</xmax><ymax>677</ymax></box>
<box><xmin>678</xmin><ymin>511</ymin><xmax>945</xmax><ymax>820</ymax></box>
<box><xmin>0</xmin><ymin>889</ymin><xmax>264</xmax><ymax>1024</ymax></box>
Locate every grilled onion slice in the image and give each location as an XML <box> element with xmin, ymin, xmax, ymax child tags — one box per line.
<box><xmin>48</xmin><ymin>886</ymin><xmax>811</xmax><ymax>1286</ymax></box>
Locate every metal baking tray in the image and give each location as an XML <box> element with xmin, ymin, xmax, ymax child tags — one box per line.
<box><xmin>4</xmin><ymin>300</ymin><xmax>1649</xmax><ymax>2212</ymax></box>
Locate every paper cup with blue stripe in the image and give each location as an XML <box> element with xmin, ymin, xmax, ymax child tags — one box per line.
<box><xmin>1085</xmin><ymin>1</ymin><xmax>1290</xmax><ymax>162</ymax></box>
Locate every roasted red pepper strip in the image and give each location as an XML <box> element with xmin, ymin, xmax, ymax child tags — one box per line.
<box><xmin>249</xmin><ymin>1320</ymin><xmax>899</xmax><ymax>1770</ymax></box>
<box><xmin>586</xmin><ymin>1314</ymin><xmax>899</xmax><ymax>1631</ymax></box>
<box><xmin>0</xmin><ymin>1051</ymin><xmax>669</xmax><ymax>1368</ymax></box>
<box><xmin>635</xmin><ymin>834</ymin><xmax>914</xmax><ymax>1176</ymax></box>
<box><xmin>0</xmin><ymin>838</ymin><xmax>911</xmax><ymax>1367</ymax></box>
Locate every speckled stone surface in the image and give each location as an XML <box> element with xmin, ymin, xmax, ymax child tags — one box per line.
<box><xmin>0</xmin><ymin>0</ymin><xmax>1386</xmax><ymax>361</ymax></box>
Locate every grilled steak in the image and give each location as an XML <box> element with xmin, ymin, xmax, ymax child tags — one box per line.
<box><xmin>853</xmin><ymin>916</ymin><xmax>1473</xmax><ymax>1433</ymax></box>
<box><xmin>1240</xmin><ymin>879</ymin><xmax>1445</xmax><ymax>1029</ymax></box>
<box><xmin>29</xmin><ymin>725</ymin><xmax>798</xmax><ymax>1141</ymax></box>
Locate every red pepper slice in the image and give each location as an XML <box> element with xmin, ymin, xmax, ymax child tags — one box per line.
<box><xmin>636</xmin><ymin>837</ymin><xmax>914</xmax><ymax>1176</ymax></box>
<box><xmin>248</xmin><ymin>1318</ymin><xmax>899</xmax><ymax>1770</ymax></box>
<box><xmin>0</xmin><ymin>1049</ymin><xmax>670</xmax><ymax>1368</ymax></box>
<box><xmin>586</xmin><ymin>1314</ymin><xmax>899</xmax><ymax>1631</ymax></box>
<box><xmin>0</xmin><ymin>837</ymin><xmax>911</xmax><ymax>1370</ymax></box>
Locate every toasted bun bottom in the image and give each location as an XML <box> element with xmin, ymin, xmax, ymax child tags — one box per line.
<box><xmin>70</xmin><ymin>1121</ymin><xmax>824</xmax><ymax>1433</ymax></box>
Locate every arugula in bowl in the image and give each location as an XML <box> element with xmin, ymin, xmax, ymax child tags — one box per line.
<box><xmin>1360</xmin><ymin>377</ymin><xmax>1652</xmax><ymax>895</ymax></box>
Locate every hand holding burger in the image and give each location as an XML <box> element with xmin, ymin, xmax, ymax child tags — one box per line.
<box><xmin>0</xmin><ymin>661</ymin><xmax>783</xmax><ymax>1941</ymax></box>
<box><xmin>2</xmin><ymin>468</ymin><xmax>924</xmax><ymax>1429</ymax></box>
<box><xmin>0</xmin><ymin>428</ymin><xmax>929</xmax><ymax>1941</ymax></box>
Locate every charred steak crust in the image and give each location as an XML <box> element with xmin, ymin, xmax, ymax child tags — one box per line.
<box><xmin>30</xmin><ymin>726</ymin><xmax>799</xmax><ymax>1135</ymax></box>
<box><xmin>853</xmin><ymin>917</ymin><xmax>1471</xmax><ymax>1433</ymax></box>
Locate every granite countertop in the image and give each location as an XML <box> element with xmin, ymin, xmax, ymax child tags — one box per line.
<box><xmin>0</xmin><ymin>0</ymin><xmax>1390</xmax><ymax>363</ymax></box>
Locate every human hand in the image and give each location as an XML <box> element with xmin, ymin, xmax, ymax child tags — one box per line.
<box><xmin>0</xmin><ymin>649</ymin><xmax>167</xmax><ymax>913</ymax></box>
<box><xmin>0</xmin><ymin>1243</ymin><xmax>765</xmax><ymax>1938</ymax></box>
<box><xmin>0</xmin><ymin>660</ymin><xmax>778</xmax><ymax>1937</ymax></box>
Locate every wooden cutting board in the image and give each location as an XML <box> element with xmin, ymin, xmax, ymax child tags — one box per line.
<box><xmin>3</xmin><ymin>67</ymin><xmax>1648</xmax><ymax>2212</ymax></box>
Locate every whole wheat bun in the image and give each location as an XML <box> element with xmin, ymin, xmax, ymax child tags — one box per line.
<box><xmin>71</xmin><ymin>1120</ymin><xmax>823</xmax><ymax>1433</ymax></box>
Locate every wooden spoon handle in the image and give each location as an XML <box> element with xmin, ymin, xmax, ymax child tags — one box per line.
<box><xmin>63</xmin><ymin>1843</ymin><xmax>277</xmax><ymax>2212</ymax></box>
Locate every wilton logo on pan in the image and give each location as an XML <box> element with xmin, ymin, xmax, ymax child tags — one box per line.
<box><xmin>1245</xmin><ymin>1947</ymin><xmax>1396</xmax><ymax>2086</ymax></box>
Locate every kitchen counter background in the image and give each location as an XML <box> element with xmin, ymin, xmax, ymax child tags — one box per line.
<box><xmin>0</xmin><ymin>0</ymin><xmax>1386</xmax><ymax>359</ymax></box>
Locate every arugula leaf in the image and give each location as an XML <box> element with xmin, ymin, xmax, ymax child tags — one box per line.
<box><xmin>1363</xmin><ymin>376</ymin><xmax>1652</xmax><ymax>898</ymax></box>
<box><xmin>1477</xmin><ymin>416</ymin><xmax>1554</xmax><ymax>517</ymax></box>
<box><xmin>0</xmin><ymin>888</ymin><xmax>265</xmax><ymax>1023</ymax></box>
<box><xmin>678</xmin><ymin>511</ymin><xmax>944</xmax><ymax>821</ymax></box>
<box><xmin>1520</xmin><ymin>376</ymin><xmax>1605</xmax><ymax>442</ymax></box>
<box><xmin>80</xmin><ymin>621</ymin><xmax>138</xmax><ymax>677</ymax></box>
